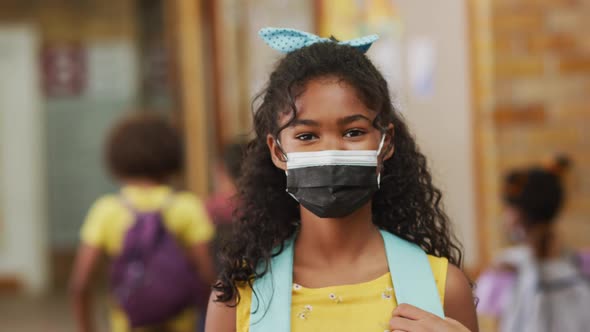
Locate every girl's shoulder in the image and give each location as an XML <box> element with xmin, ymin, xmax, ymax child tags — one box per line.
<box><xmin>167</xmin><ymin>191</ymin><xmax>206</xmax><ymax>211</ymax></box>
<box><xmin>87</xmin><ymin>194</ymin><xmax>127</xmax><ymax>217</ymax></box>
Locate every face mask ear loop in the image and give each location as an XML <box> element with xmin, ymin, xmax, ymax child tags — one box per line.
<box><xmin>376</xmin><ymin>133</ymin><xmax>386</xmax><ymax>189</ymax></box>
<box><xmin>276</xmin><ymin>138</ymin><xmax>295</xmax><ymax>199</ymax></box>
<box><xmin>377</xmin><ymin>133</ymin><xmax>386</xmax><ymax>156</ymax></box>
<box><xmin>278</xmin><ymin>143</ymin><xmax>300</xmax><ymax>203</ymax></box>
<box><xmin>275</xmin><ymin>137</ymin><xmax>289</xmax><ymax>173</ymax></box>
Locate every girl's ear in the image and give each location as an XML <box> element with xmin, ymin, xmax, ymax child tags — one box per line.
<box><xmin>382</xmin><ymin>123</ymin><xmax>395</xmax><ymax>161</ymax></box>
<box><xmin>267</xmin><ymin>134</ymin><xmax>287</xmax><ymax>171</ymax></box>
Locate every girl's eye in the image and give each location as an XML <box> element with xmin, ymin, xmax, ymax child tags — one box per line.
<box><xmin>295</xmin><ymin>133</ymin><xmax>317</xmax><ymax>141</ymax></box>
<box><xmin>344</xmin><ymin>129</ymin><xmax>366</xmax><ymax>138</ymax></box>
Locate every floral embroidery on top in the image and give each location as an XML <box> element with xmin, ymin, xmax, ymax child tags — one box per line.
<box><xmin>297</xmin><ymin>304</ymin><xmax>313</xmax><ymax>320</ymax></box>
<box><xmin>293</xmin><ymin>283</ymin><xmax>302</xmax><ymax>291</ymax></box>
<box><xmin>328</xmin><ymin>292</ymin><xmax>343</xmax><ymax>303</ymax></box>
<box><xmin>381</xmin><ymin>287</ymin><xmax>393</xmax><ymax>300</ymax></box>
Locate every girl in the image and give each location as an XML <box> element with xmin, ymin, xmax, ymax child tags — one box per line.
<box><xmin>70</xmin><ymin>113</ymin><xmax>216</xmax><ymax>332</ymax></box>
<box><xmin>476</xmin><ymin>156</ymin><xmax>590</xmax><ymax>332</ymax></box>
<box><xmin>206</xmin><ymin>28</ymin><xmax>477</xmax><ymax>332</ymax></box>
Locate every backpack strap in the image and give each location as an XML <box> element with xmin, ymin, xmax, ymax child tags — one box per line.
<box><xmin>380</xmin><ymin>230</ymin><xmax>445</xmax><ymax>318</ymax></box>
<box><xmin>249</xmin><ymin>231</ymin><xmax>443</xmax><ymax>331</ymax></box>
<box><xmin>117</xmin><ymin>192</ymin><xmax>176</xmax><ymax>259</ymax></box>
<box><xmin>250</xmin><ymin>237</ymin><xmax>295</xmax><ymax>332</ymax></box>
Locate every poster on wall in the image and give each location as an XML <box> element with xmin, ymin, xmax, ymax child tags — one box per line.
<box><xmin>41</xmin><ymin>43</ymin><xmax>87</xmax><ymax>98</ymax></box>
<box><xmin>318</xmin><ymin>0</ymin><xmax>404</xmax><ymax>98</ymax></box>
<box><xmin>407</xmin><ymin>37</ymin><xmax>436</xmax><ymax>99</ymax></box>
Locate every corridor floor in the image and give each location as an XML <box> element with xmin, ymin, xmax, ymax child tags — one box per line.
<box><xmin>0</xmin><ymin>293</ymin><xmax>109</xmax><ymax>332</ymax></box>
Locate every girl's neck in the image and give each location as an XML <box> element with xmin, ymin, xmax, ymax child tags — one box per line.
<box><xmin>296</xmin><ymin>202</ymin><xmax>382</xmax><ymax>264</ymax></box>
<box><xmin>526</xmin><ymin>224</ymin><xmax>563</xmax><ymax>259</ymax></box>
<box><xmin>123</xmin><ymin>178</ymin><xmax>164</xmax><ymax>188</ymax></box>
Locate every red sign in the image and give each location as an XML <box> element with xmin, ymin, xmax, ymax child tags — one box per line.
<box><xmin>41</xmin><ymin>44</ymin><xmax>86</xmax><ymax>97</ymax></box>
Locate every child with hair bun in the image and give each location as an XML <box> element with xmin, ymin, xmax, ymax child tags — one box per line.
<box><xmin>476</xmin><ymin>155</ymin><xmax>590</xmax><ymax>332</ymax></box>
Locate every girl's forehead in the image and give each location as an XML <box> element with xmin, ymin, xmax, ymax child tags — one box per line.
<box><xmin>277</xmin><ymin>78</ymin><xmax>375</xmax><ymax>124</ymax></box>
<box><xmin>297</xmin><ymin>77</ymin><xmax>362</xmax><ymax>103</ymax></box>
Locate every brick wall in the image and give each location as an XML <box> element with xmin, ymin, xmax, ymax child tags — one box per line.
<box><xmin>471</xmin><ymin>0</ymin><xmax>590</xmax><ymax>264</ymax></box>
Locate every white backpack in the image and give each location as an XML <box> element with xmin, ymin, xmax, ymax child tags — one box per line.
<box><xmin>500</xmin><ymin>248</ymin><xmax>590</xmax><ymax>332</ymax></box>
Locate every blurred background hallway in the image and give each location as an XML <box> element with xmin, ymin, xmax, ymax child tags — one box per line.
<box><xmin>1</xmin><ymin>0</ymin><xmax>589</xmax><ymax>331</ymax></box>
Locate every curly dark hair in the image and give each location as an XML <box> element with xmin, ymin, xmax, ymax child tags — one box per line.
<box><xmin>214</xmin><ymin>41</ymin><xmax>463</xmax><ymax>303</ymax></box>
<box><xmin>222</xmin><ymin>141</ymin><xmax>248</xmax><ymax>183</ymax></box>
<box><xmin>105</xmin><ymin>112</ymin><xmax>183</xmax><ymax>182</ymax></box>
<box><xmin>503</xmin><ymin>156</ymin><xmax>571</xmax><ymax>224</ymax></box>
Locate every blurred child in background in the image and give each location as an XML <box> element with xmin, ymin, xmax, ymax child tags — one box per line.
<box><xmin>476</xmin><ymin>156</ymin><xmax>590</xmax><ymax>332</ymax></box>
<box><xmin>70</xmin><ymin>113</ymin><xmax>216</xmax><ymax>332</ymax></box>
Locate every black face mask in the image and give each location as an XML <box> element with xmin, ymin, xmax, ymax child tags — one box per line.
<box><xmin>283</xmin><ymin>140</ymin><xmax>384</xmax><ymax>218</ymax></box>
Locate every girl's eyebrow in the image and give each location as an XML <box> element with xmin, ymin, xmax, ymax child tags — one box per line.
<box><xmin>289</xmin><ymin>115</ymin><xmax>371</xmax><ymax>128</ymax></box>
<box><xmin>337</xmin><ymin>114</ymin><xmax>372</xmax><ymax>126</ymax></box>
<box><xmin>290</xmin><ymin>119</ymin><xmax>320</xmax><ymax>127</ymax></box>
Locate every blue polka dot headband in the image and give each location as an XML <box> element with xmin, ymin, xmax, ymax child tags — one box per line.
<box><xmin>259</xmin><ymin>27</ymin><xmax>379</xmax><ymax>54</ymax></box>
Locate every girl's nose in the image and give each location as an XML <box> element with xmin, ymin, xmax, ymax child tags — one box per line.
<box><xmin>321</xmin><ymin>134</ymin><xmax>346</xmax><ymax>151</ymax></box>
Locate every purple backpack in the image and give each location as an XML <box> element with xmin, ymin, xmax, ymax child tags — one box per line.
<box><xmin>110</xmin><ymin>199</ymin><xmax>199</xmax><ymax>328</ymax></box>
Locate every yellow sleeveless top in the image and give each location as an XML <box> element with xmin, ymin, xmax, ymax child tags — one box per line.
<box><xmin>236</xmin><ymin>255</ymin><xmax>448</xmax><ymax>332</ymax></box>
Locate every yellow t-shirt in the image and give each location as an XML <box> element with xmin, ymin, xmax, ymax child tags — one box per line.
<box><xmin>236</xmin><ymin>256</ymin><xmax>448</xmax><ymax>332</ymax></box>
<box><xmin>80</xmin><ymin>185</ymin><xmax>215</xmax><ymax>332</ymax></box>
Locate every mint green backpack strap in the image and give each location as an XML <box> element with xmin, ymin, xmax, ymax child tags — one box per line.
<box><xmin>250</xmin><ymin>237</ymin><xmax>294</xmax><ymax>332</ymax></box>
<box><xmin>380</xmin><ymin>230</ymin><xmax>445</xmax><ymax>318</ymax></box>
